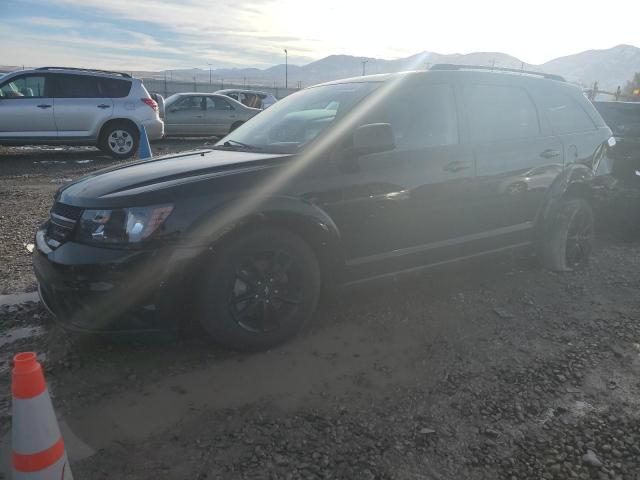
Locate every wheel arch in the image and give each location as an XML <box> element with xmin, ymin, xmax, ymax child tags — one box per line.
<box><xmin>97</xmin><ymin>118</ymin><xmax>140</xmax><ymax>145</ymax></box>
<box><xmin>535</xmin><ymin>163</ymin><xmax>595</xmax><ymax>236</ymax></box>
<box><xmin>191</xmin><ymin>196</ymin><xmax>346</xmax><ymax>291</ymax></box>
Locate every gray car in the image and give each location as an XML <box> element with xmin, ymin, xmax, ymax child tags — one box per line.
<box><xmin>0</xmin><ymin>67</ymin><xmax>164</xmax><ymax>159</ymax></box>
<box><xmin>163</xmin><ymin>93</ymin><xmax>260</xmax><ymax>137</ymax></box>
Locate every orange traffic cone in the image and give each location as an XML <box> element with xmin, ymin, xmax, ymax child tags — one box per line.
<box><xmin>11</xmin><ymin>352</ymin><xmax>73</xmax><ymax>479</ymax></box>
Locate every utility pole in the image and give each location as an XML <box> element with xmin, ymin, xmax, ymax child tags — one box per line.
<box><xmin>164</xmin><ymin>71</ymin><xmax>167</xmax><ymax>97</ymax></box>
<box><xmin>284</xmin><ymin>48</ymin><xmax>288</xmax><ymax>89</ymax></box>
<box><xmin>208</xmin><ymin>63</ymin><xmax>213</xmax><ymax>85</ymax></box>
<box><xmin>361</xmin><ymin>59</ymin><xmax>368</xmax><ymax>76</ymax></box>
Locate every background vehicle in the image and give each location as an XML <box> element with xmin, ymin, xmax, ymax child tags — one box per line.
<box><xmin>149</xmin><ymin>92</ymin><xmax>165</xmax><ymax>119</ymax></box>
<box><xmin>593</xmin><ymin>101</ymin><xmax>640</xmax><ymax>237</ymax></box>
<box><xmin>0</xmin><ymin>67</ymin><xmax>163</xmax><ymax>159</ymax></box>
<box><xmin>216</xmin><ymin>89</ymin><xmax>277</xmax><ymax>109</ymax></box>
<box><xmin>593</xmin><ymin>101</ymin><xmax>640</xmax><ymax>185</ymax></box>
<box><xmin>163</xmin><ymin>93</ymin><xmax>260</xmax><ymax>136</ymax></box>
<box><xmin>34</xmin><ymin>67</ymin><xmax>613</xmax><ymax>350</ymax></box>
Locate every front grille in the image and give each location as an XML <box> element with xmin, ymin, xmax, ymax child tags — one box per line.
<box><xmin>46</xmin><ymin>202</ymin><xmax>82</xmax><ymax>247</ymax></box>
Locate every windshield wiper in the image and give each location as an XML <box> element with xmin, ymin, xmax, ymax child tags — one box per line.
<box><xmin>220</xmin><ymin>139</ymin><xmax>257</xmax><ymax>150</ymax></box>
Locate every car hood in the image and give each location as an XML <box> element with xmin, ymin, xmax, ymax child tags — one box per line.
<box><xmin>57</xmin><ymin>149</ymin><xmax>293</xmax><ymax>207</ymax></box>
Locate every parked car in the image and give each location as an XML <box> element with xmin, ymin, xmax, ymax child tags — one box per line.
<box><xmin>593</xmin><ymin>101</ymin><xmax>640</xmax><ymax>237</ymax></box>
<box><xmin>34</xmin><ymin>66</ymin><xmax>613</xmax><ymax>349</ymax></box>
<box><xmin>216</xmin><ymin>89</ymin><xmax>277</xmax><ymax>109</ymax></box>
<box><xmin>0</xmin><ymin>67</ymin><xmax>163</xmax><ymax>159</ymax></box>
<box><xmin>163</xmin><ymin>93</ymin><xmax>260</xmax><ymax>137</ymax></box>
<box><xmin>593</xmin><ymin>101</ymin><xmax>640</xmax><ymax>186</ymax></box>
<box><xmin>149</xmin><ymin>92</ymin><xmax>165</xmax><ymax>119</ymax></box>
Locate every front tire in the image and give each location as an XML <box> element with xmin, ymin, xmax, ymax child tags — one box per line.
<box><xmin>99</xmin><ymin>122</ymin><xmax>139</xmax><ymax>159</ymax></box>
<box><xmin>197</xmin><ymin>228</ymin><xmax>321</xmax><ymax>350</ymax></box>
<box><xmin>540</xmin><ymin>197</ymin><xmax>594</xmax><ymax>271</ymax></box>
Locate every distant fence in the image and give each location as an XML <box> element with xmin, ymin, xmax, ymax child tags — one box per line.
<box><xmin>141</xmin><ymin>79</ymin><xmax>300</xmax><ymax>99</ymax></box>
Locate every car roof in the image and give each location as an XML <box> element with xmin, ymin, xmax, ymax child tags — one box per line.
<box><xmin>3</xmin><ymin>67</ymin><xmax>134</xmax><ymax>81</ymax></box>
<box><xmin>217</xmin><ymin>89</ymin><xmax>272</xmax><ymax>96</ymax></box>
<box><xmin>313</xmin><ymin>68</ymin><xmax>570</xmax><ymax>89</ymax></box>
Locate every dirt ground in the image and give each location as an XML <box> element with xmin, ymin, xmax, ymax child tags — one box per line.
<box><xmin>1</xmin><ymin>144</ymin><xmax>639</xmax><ymax>480</ymax></box>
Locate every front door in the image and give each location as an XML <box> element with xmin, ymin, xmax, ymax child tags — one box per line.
<box><xmin>321</xmin><ymin>79</ymin><xmax>475</xmax><ymax>280</ymax></box>
<box><xmin>51</xmin><ymin>74</ymin><xmax>114</xmax><ymax>138</ymax></box>
<box><xmin>0</xmin><ymin>74</ymin><xmax>56</xmax><ymax>138</ymax></box>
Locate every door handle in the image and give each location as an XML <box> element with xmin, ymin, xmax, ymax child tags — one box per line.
<box><xmin>540</xmin><ymin>149</ymin><xmax>560</xmax><ymax>159</ymax></box>
<box><xmin>97</xmin><ymin>104</ymin><xmax>111</xmax><ymax>109</ymax></box>
<box><xmin>443</xmin><ymin>160</ymin><xmax>472</xmax><ymax>172</ymax></box>
<box><xmin>37</xmin><ymin>104</ymin><xmax>52</xmax><ymax>109</ymax></box>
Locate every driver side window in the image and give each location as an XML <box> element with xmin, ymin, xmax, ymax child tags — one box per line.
<box><xmin>0</xmin><ymin>75</ymin><xmax>48</xmax><ymax>99</ymax></box>
<box><xmin>362</xmin><ymin>83</ymin><xmax>458</xmax><ymax>150</ymax></box>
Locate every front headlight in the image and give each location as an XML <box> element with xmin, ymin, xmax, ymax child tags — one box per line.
<box><xmin>76</xmin><ymin>204</ymin><xmax>174</xmax><ymax>245</ymax></box>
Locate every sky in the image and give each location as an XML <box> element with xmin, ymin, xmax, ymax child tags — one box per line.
<box><xmin>1</xmin><ymin>0</ymin><xmax>639</xmax><ymax>71</ymax></box>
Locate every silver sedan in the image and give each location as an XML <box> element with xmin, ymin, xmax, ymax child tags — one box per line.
<box><xmin>163</xmin><ymin>93</ymin><xmax>260</xmax><ymax>137</ymax></box>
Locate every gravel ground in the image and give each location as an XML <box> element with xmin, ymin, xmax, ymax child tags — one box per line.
<box><xmin>1</xmin><ymin>145</ymin><xmax>639</xmax><ymax>479</ymax></box>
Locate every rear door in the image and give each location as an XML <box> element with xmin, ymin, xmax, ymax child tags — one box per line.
<box><xmin>537</xmin><ymin>88</ymin><xmax>602</xmax><ymax>170</ymax></box>
<box><xmin>205</xmin><ymin>96</ymin><xmax>238</xmax><ymax>135</ymax></box>
<box><xmin>461</xmin><ymin>82</ymin><xmax>564</xmax><ymax>243</ymax></box>
<box><xmin>51</xmin><ymin>74</ymin><xmax>115</xmax><ymax>139</ymax></box>
<box><xmin>0</xmin><ymin>74</ymin><xmax>56</xmax><ymax>138</ymax></box>
<box><xmin>164</xmin><ymin>96</ymin><xmax>207</xmax><ymax>135</ymax></box>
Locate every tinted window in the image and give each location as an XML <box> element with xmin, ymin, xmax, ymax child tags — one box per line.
<box><xmin>99</xmin><ymin>78</ymin><xmax>131</xmax><ymax>98</ymax></box>
<box><xmin>54</xmin><ymin>74</ymin><xmax>100</xmax><ymax>98</ymax></box>
<box><xmin>540</xmin><ymin>90</ymin><xmax>596</xmax><ymax>134</ymax></box>
<box><xmin>594</xmin><ymin>102</ymin><xmax>640</xmax><ymax>137</ymax></box>
<box><xmin>0</xmin><ymin>75</ymin><xmax>48</xmax><ymax>98</ymax></box>
<box><xmin>464</xmin><ymin>84</ymin><xmax>540</xmax><ymax>142</ymax></box>
<box><xmin>206</xmin><ymin>97</ymin><xmax>234</xmax><ymax>111</ymax></box>
<box><xmin>364</xmin><ymin>83</ymin><xmax>458</xmax><ymax>149</ymax></box>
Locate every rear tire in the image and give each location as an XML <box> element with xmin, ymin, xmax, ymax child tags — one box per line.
<box><xmin>197</xmin><ymin>228</ymin><xmax>321</xmax><ymax>350</ymax></box>
<box><xmin>539</xmin><ymin>197</ymin><xmax>594</xmax><ymax>271</ymax></box>
<box><xmin>99</xmin><ymin>122</ymin><xmax>139</xmax><ymax>159</ymax></box>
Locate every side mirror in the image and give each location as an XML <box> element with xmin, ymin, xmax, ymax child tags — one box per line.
<box><xmin>352</xmin><ymin>123</ymin><xmax>395</xmax><ymax>156</ymax></box>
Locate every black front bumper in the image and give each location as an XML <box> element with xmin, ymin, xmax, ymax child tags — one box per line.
<box><xmin>33</xmin><ymin>229</ymin><xmax>201</xmax><ymax>333</ymax></box>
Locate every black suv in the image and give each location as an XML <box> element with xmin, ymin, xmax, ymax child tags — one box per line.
<box><xmin>34</xmin><ymin>66</ymin><xmax>613</xmax><ymax>349</ymax></box>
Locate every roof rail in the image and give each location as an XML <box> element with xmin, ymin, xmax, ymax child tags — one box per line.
<box><xmin>429</xmin><ymin>64</ymin><xmax>565</xmax><ymax>82</ymax></box>
<box><xmin>35</xmin><ymin>67</ymin><xmax>132</xmax><ymax>78</ymax></box>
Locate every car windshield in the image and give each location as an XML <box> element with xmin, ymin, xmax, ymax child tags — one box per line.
<box><xmin>215</xmin><ymin>82</ymin><xmax>380</xmax><ymax>153</ymax></box>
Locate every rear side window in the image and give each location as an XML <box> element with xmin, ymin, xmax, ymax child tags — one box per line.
<box><xmin>54</xmin><ymin>74</ymin><xmax>100</xmax><ymax>98</ymax></box>
<box><xmin>206</xmin><ymin>97</ymin><xmax>234</xmax><ymax>111</ymax></box>
<box><xmin>99</xmin><ymin>78</ymin><xmax>132</xmax><ymax>98</ymax></box>
<box><xmin>464</xmin><ymin>84</ymin><xmax>540</xmax><ymax>142</ymax></box>
<box><xmin>540</xmin><ymin>90</ymin><xmax>596</xmax><ymax>134</ymax></box>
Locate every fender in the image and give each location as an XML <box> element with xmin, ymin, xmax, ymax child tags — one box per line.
<box><xmin>536</xmin><ymin>162</ymin><xmax>595</xmax><ymax>234</ymax></box>
<box><xmin>186</xmin><ymin>194</ymin><xmax>346</xmax><ymax>282</ymax></box>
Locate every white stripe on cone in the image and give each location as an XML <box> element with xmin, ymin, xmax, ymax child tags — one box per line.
<box><xmin>12</xmin><ymin>390</ymin><xmax>62</xmax><ymax>454</ymax></box>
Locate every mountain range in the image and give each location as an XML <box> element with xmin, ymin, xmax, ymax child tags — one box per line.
<box><xmin>2</xmin><ymin>45</ymin><xmax>639</xmax><ymax>92</ymax></box>
<box><xmin>145</xmin><ymin>44</ymin><xmax>640</xmax><ymax>92</ymax></box>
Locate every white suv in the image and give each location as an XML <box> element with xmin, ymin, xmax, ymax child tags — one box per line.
<box><xmin>0</xmin><ymin>67</ymin><xmax>164</xmax><ymax>159</ymax></box>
